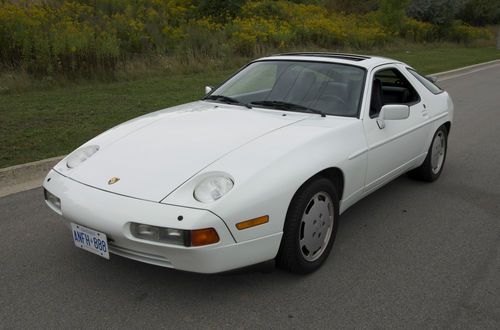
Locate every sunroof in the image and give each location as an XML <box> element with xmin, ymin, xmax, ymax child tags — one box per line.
<box><xmin>274</xmin><ymin>52</ymin><xmax>370</xmax><ymax>62</ymax></box>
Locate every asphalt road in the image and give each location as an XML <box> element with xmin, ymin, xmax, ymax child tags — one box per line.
<box><xmin>1</xmin><ymin>64</ymin><xmax>499</xmax><ymax>329</ymax></box>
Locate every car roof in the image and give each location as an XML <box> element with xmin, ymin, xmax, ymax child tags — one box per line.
<box><xmin>257</xmin><ymin>52</ymin><xmax>403</xmax><ymax>70</ymax></box>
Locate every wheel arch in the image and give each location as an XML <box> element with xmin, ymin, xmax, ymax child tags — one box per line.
<box><xmin>293</xmin><ymin>167</ymin><xmax>345</xmax><ymax>203</ymax></box>
<box><xmin>278</xmin><ymin>166</ymin><xmax>344</xmax><ymax>272</ymax></box>
<box><xmin>443</xmin><ymin>121</ymin><xmax>451</xmax><ymax>134</ymax></box>
<box><xmin>424</xmin><ymin>120</ymin><xmax>452</xmax><ymax>153</ymax></box>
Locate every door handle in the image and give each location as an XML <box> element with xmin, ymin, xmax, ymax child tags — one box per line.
<box><xmin>421</xmin><ymin>104</ymin><xmax>429</xmax><ymax>118</ymax></box>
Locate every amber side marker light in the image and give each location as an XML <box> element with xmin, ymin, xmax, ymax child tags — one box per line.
<box><xmin>236</xmin><ymin>215</ymin><xmax>269</xmax><ymax>230</ymax></box>
<box><xmin>191</xmin><ymin>228</ymin><xmax>220</xmax><ymax>246</ymax></box>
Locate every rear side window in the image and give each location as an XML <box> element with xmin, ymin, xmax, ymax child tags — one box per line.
<box><xmin>407</xmin><ymin>68</ymin><xmax>443</xmax><ymax>94</ymax></box>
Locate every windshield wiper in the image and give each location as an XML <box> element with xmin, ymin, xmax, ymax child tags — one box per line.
<box><xmin>250</xmin><ymin>100</ymin><xmax>326</xmax><ymax>117</ymax></box>
<box><xmin>203</xmin><ymin>94</ymin><xmax>252</xmax><ymax>109</ymax></box>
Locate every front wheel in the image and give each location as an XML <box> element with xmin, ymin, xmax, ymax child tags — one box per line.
<box><xmin>410</xmin><ymin>125</ymin><xmax>448</xmax><ymax>182</ymax></box>
<box><xmin>277</xmin><ymin>178</ymin><xmax>339</xmax><ymax>274</ymax></box>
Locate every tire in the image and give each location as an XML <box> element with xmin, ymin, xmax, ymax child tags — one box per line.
<box><xmin>277</xmin><ymin>177</ymin><xmax>339</xmax><ymax>274</ymax></box>
<box><xmin>410</xmin><ymin>125</ymin><xmax>448</xmax><ymax>182</ymax></box>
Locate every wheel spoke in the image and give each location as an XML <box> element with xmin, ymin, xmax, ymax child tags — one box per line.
<box><xmin>299</xmin><ymin>192</ymin><xmax>335</xmax><ymax>262</ymax></box>
<box><xmin>430</xmin><ymin>131</ymin><xmax>446</xmax><ymax>174</ymax></box>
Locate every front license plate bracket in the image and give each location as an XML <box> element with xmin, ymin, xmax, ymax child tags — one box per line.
<box><xmin>70</xmin><ymin>223</ymin><xmax>110</xmax><ymax>259</ymax></box>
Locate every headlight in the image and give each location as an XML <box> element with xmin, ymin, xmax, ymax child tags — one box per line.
<box><xmin>194</xmin><ymin>175</ymin><xmax>234</xmax><ymax>203</ymax></box>
<box><xmin>66</xmin><ymin>145</ymin><xmax>100</xmax><ymax>168</ymax></box>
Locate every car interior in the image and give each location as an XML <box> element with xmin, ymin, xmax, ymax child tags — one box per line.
<box><xmin>269</xmin><ymin>65</ymin><xmax>364</xmax><ymax>116</ymax></box>
<box><xmin>369</xmin><ymin>68</ymin><xmax>420</xmax><ymax>117</ymax></box>
<box><xmin>233</xmin><ymin>63</ymin><xmax>365</xmax><ymax>117</ymax></box>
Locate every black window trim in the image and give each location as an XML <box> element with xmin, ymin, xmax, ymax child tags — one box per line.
<box><xmin>406</xmin><ymin>67</ymin><xmax>444</xmax><ymax>95</ymax></box>
<box><xmin>369</xmin><ymin>65</ymin><xmax>422</xmax><ymax>119</ymax></box>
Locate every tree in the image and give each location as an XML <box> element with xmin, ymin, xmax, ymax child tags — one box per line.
<box><xmin>407</xmin><ymin>0</ymin><xmax>465</xmax><ymax>26</ymax></box>
<box><xmin>457</xmin><ymin>0</ymin><xmax>500</xmax><ymax>26</ymax></box>
<box><xmin>322</xmin><ymin>0</ymin><xmax>379</xmax><ymax>14</ymax></box>
<box><xmin>194</xmin><ymin>0</ymin><xmax>247</xmax><ymax>23</ymax></box>
<box><xmin>378</xmin><ymin>0</ymin><xmax>411</xmax><ymax>33</ymax></box>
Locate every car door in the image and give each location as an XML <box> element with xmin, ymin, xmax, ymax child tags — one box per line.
<box><xmin>363</xmin><ymin>64</ymin><xmax>431</xmax><ymax>193</ymax></box>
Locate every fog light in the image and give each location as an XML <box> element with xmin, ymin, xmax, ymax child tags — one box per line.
<box><xmin>130</xmin><ymin>223</ymin><xmax>218</xmax><ymax>247</ymax></box>
<box><xmin>159</xmin><ymin>228</ymin><xmax>187</xmax><ymax>246</ymax></box>
<box><xmin>44</xmin><ymin>189</ymin><xmax>61</xmax><ymax>214</ymax></box>
<box><xmin>133</xmin><ymin>224</ymin><xmax>160</xmax><ymax>240</ymax></box>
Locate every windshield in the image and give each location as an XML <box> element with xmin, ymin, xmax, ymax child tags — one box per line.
<box><xmin>208</xmin><ymin>60</ymin><xmax>366</xmax><ymax>117</ymax></box>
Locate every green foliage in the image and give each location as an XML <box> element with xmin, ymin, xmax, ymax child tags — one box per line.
<box><xmin>194</xmin><ymin>0</ymin><xmax>246</xmax><ymax>23</ymax></box>
<box><xmin>2</xmin><ymin>44</ymin><xmax>500</xmax><ymax>168</ymax></box>
<box><xmin>447</xmin><ymin>20</ymin><xmax>494</xmax><ymax>43</ymax></box>
<box><xmin>322</xmin><ymin>0</ymin><xmax>378</xmax><ymax>14</ymax></box>
<box><xmin>378</xmin><ymin>0</ymin><xmax>411</xmax><ymax>33</ymax></box>
<box><xmin>401</xmin><ymin>18</ymin><xmax>438</xmax><ymax>42</ymax></box>
<box><xmin>407</xmin><ymin>0</ymin><xmax>460</xmax><ymax>26</ymax></box>
<box><xmin>0</xmin><ymin>0</ymin><xmax>495</xmax><ymax>79</ymax></box>
<box><xmin>457</xmin><ymin>0</ymin><xmax>500</xmax><ymax>26</ymax></box>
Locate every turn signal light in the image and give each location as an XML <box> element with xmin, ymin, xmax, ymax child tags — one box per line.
<box><xmin>236</xmin><ymin>215</ymin><xmax>269</xmax><ymax>230</ymax></box>
<box><xmin>191</xmin><ymin>228</ymin><xmax>220</xmax><ymax>246</ymax></box>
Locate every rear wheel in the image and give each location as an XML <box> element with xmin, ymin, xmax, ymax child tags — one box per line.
<box><xmin>410</xmin><ymin>125</ymin><xmax>448</xmax><ymax>182</ymax></box>
<box><xmin>277</xmin><ymin>177</ymin><xmax>339</xmax><ymax>274</ymax></box>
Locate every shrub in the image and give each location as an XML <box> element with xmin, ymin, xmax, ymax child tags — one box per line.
<box><xmin>447</xmin><ymin>21</ymin><xmax>493</xmax><ymax>44</ymax></box>
<box><xmin>407</xmin><ymin>0</ymin><xmax>459</xmax><ymax>26</ymax></box>
<box><xmin>177</xmin><ymin>18</ymin><xmax>225</xmax><ymax>59</ymax></box>
<box><xmin>228</xmin><ymin>16</ymin><xmax>292</xmax><ymax>55</ymax></box>
<box><xmin>0</xmin><ymin>0</ymin><xmax>495</xmax><ymax>79</ymax></box>
<box><xmin>401</xmin><ymin>18</ymin><xmax>437</xmax><ymax>42</ymax></box>
<box><xmin>377</xmin><ymin>0</ymin><xmax>411</xmax><ymax>34</ymax></box>
<box><xmin>457</xmin><ymin>0</ymin><xmax>500</xmax><ymax>26</ymax></box>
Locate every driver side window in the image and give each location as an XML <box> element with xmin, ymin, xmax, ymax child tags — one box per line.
<box><xmin>369</xmin><ymin>68</ymin><xmax>420</xmax><ymax>118</ymax></box>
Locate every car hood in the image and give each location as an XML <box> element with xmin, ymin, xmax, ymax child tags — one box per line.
<box><xmin>55</xmin><ymin>101</ymin><xmax>311</xmax><ymax>202</ymax></box>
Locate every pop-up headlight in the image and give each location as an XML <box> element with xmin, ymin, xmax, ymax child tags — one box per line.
<box><xmin>66</xmin><ymin>145</ymin><xmax>100</xmax><ymax>169</ymax></box>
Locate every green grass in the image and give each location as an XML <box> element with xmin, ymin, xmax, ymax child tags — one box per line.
<box><xmin>372</xmin><ymin>44</ymin><xmax>500</xmax><ymax>74</ymax></box>
<box><xmin>0</xmin><ymin>70</ymin><xmax>233</xmax><ymax>167</ymax></box>
<box><xmin>1</xmin><ymin>44</ymin><xmax>499</xmax><ymax>168</ymax></box>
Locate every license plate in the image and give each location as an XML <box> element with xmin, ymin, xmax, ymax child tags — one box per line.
<box><xmin>71</xmin><ymin>223</ymin><xmax>110</xmax><ymax>259</ymax></box>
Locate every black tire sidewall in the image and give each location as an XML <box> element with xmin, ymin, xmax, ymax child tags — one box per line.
<box><xmin>427</xmin><ymin>125</ymin><xmax>449</xmax><ymax>181</ymax></box>
<box><xmin>410</xmin><ymin>125</ymin><xmax>449</xmax><ymax>182</ymax></box>
<box><xmin>278</xmin><ymin>177</ymin><xmax>340</xmax><ymax>274</ymax></box>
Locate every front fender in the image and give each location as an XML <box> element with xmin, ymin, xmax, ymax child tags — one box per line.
<box><xmin>163</xmin><ymin>118</ymin><xmax>367</xmax><ymax>243</ymax></box>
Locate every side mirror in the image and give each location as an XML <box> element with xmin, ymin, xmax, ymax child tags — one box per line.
<box><xmin>376</xmin><ymin>104</ymin><xmax>410</xmax><ymax>129</ymax></box>
<box><xmin>205</xmin><ymin>86</ymin><xmax>213</xmax><ymax>95</ymax></box>
<box><xmin>426</xmin><ymin>75</ymin><xmax>438</xmax><ymax>83</ymax></box>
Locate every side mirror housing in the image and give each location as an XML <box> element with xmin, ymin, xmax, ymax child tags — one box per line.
<box><xmin>426</xmin><ymin>75</ymin><xmax>438</xmax><ymax>83</ymax></box>
<box><xmin>205</xmin><ymin>86</ymin><xmax>213</xmax><ymax>95</ymax></box>
<box><xmin>377</xmin><ymin>104</ymin><xmax>410</xmax><ymax>129</ymax></box>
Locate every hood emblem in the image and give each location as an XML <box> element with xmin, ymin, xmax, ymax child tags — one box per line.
<box><xmin>108</xmin><ymin>177</ymin><xmax>120</xmax><ymax>185</ymax></box>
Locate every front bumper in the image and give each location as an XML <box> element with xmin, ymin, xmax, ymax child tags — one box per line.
<box><xmin>43</xmin><ymin>170</ymin><xmax>281</xmax><ymax>273</ymax></box>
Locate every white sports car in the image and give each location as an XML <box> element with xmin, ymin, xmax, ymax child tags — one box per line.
<box><xmin>43</xmin><ymin>53</ymin><xmax>453</xmax><ymax>274</ymax></box>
